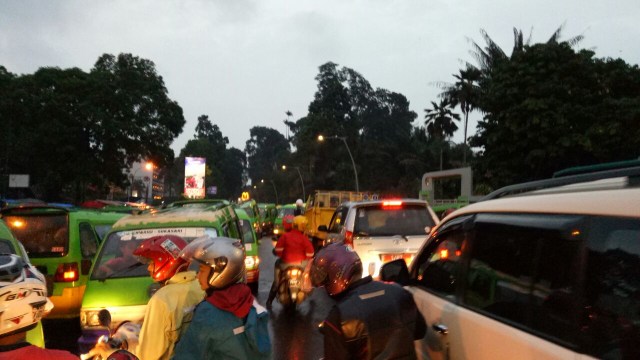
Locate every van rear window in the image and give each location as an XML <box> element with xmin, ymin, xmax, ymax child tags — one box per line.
<box><xmin>355</xmin><ymin>204</ymin><xmax>435</xmax><ymax>236</ymax></box>
<box><xmin>4</xmin><ymin>214</ymin><xmax>69</xmax><ymax>257</ymax></box>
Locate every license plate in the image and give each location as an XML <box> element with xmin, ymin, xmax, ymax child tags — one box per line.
<box><xmin>380</xmin><ymin>253</ymin><xmax>412</xmax><ymax>263</ymax></box>
<box><xmin>289</xmin><ymin>279</ymin><xmax>300</xmax><ymax>287</ymax></box>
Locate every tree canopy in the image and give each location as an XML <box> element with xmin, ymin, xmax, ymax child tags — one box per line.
<box><xmin>0</xmin><ymin>53</ymin><xmax>185</xmax><ymax>201</ymax></box>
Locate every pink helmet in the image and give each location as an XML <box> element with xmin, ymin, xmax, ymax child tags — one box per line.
<box><xmin>310</xmin><ymin>243</ymin><xmax>362</xmax><ymax>296</ymax></box>
<box><xmin>133</xmin><ymin>235</ymin><xmax>189</xmax><ymax>283</ymax></box>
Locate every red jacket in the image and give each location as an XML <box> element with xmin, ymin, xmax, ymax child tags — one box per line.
<box><xmin>274</xmin><ymin>229</ymin><xmax>314</xmax><ymax>264</ymax></box>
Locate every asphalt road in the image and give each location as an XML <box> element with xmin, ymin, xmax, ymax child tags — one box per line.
<box><xmin>43</xmin><ymin>234</ymin><xmax>334</xmax><ymax>359</ymax></box>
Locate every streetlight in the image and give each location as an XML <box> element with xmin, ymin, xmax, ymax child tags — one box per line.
<box><xmin>128</xmin><ymin>161</ymin><xmax>153</xmax><ymax>202</ymax></box>
<box><xmin>261</xmin><ymin>179</ymin><xmax>279</xmax><ymax>204</ymax></box>
<box><xmin>281</xmin><ymin>165</ymin><xmax>305</xmax><ymax>201</ymax></box>
<box><xmin>317</xmin><ymin>135</ymin><xmax>359</xmax><ymax>193</ymax></box>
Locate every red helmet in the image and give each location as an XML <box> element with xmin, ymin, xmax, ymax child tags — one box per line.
<box><xmin>310</xmin><ymin>243</ymin><xmax>362</xmax><ymax>296</ymax></box>
<box><xmin>283</xmin><ymin>214</ymin><xmax>295</xmax><ymax>231</ymax></box>
<box><xmin>133</xmin><ymin>235</ymin><xmax>188</xmax><ymax>283</ymax></box>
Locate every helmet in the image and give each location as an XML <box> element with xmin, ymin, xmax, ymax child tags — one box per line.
<box><xmin>179</xmin><ymin>236</ymin><xmax>245</xmax><ymax>289</ymax></box>
<box><xmin>310</xmin><ymin>243</ymin><xmax>362</xmax><ymax>296</ymax></box>
<box><xmin>0</xmin><ymin>254</ymin><xmax>54</xmax><ymax>337</ymax></box>
<box><xmin>282</xmin><ymin>214</ymin><xmax>295</xmax><ymax>231</ymax></box>
<box><xmin>133</xmin><ymin>235</ymin><xmax>189</xmax><ymax>283</ymax></box>
<box><xmin>295</xmin><ymin>199</ymin><xmax>304</xmax><ymax>207</ymax></box>
<box><xmin>293</xmin><ymin>215</ymin><xmax>308</xmax><ymax>232</ymax></box>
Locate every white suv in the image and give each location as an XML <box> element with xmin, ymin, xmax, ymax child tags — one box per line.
<box><xmin>321</xmin><ymin>198</ymin><xmax>439</xmax><ymax>277</ymax></box>
<box><xmin>381</xmin><ymin>164</ymin><xmax>640</xmax><ymax>360</ymax></box>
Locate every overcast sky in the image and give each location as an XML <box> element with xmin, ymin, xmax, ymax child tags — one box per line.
<box><xmin>2</xmin><ymin>0</ymin><xmax>639</xmax><ymax>153</ymax></box>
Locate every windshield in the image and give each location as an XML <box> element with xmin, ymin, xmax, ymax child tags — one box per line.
<box><xmin>4</xmin><ymin>214</ymin><xmax>69</xmax><ymax>257</ymax></box>
<box><xmin>354</xmin><ymin>204</ymin><xmax>435</xmax><ymax>236</ymax></box>
<box><xmin>278</xmin><ymin>208</ymin><xmax>295</xmax><ymax>217</ymax></box>
<box><xmin>92</xmin><ymin>227</ymin><xmax>218</xmax><ymax>279</ymax></box>
<box><xmin>243</xmin><ymin>207</ymin><xmax>256</xmax><ymax>218</ymax></box>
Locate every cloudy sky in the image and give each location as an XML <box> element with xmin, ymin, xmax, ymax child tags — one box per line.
<box><xmin>2</xmin><ymin>0</ymin><xmax>638</xmax><ymax>153</ymax></box>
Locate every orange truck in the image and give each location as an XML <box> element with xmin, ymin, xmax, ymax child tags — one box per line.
<box><xmin>303</xmin><ymin>190</ymin><xmax>374</xmax><ymax>250</ymax></box>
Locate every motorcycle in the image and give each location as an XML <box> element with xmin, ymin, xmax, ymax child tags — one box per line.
<box><xmin>80</xmin><ymin>309</ymin><xmax>141</xmax><ymax>360</ymax></box>
<box><xmin>276</xmin><ymin>264</ymin><xmax>308</xmax><ymax>309</ymax></box>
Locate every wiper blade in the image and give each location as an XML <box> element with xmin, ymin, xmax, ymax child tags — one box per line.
<box><xmin>97</xmin><ymin>261</ymin><xmax>145</xmax><ymax>282</ymax></box>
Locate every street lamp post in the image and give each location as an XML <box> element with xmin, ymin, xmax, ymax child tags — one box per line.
<box><xmin>281</xmin><ymin>165</ymin><xmax>305</xmax><ymax>202</ymax></box>
<box><xmin>261</xmin><ymin>179</ymin><xmax>279</xmax><ymax>204</ymax></box>
<box><xmin>317</xmin><ymin>135</ymin><xmax>359</xmax><ymax>193</ymax></box>
<box><xmin>128</xmin><ymin>162</ymin><xmax>153</xmax><ymax>202</ymax></box>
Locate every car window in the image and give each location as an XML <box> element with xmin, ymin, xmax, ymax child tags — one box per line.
<box><xmin>278</xmin><ymin>208</ymin><xmax>295</xmax><ymax>217</ymax></box>
<box><xmin>79</xmin><ymin>222</ymin><xmax>98</xmax><ymax>258</ymax></box>
<box><xmin>354</xmin><ymin>204</ymin><xmax>435</xmax><ymax>236</ymax></box>
<box><xmin>412</xmin><ymin>215</ymin><xmax>469</xmax><ymax>297</ymax></box>
<box><xmin>94</xmin><ymin>224</ymin><xmax>113</xmax><ymax>241</ymax></box>
<box><xmin>328</xmin><ymin>206</ymin><xmax>349</xmax><ymax>233</ymax></box>
<box><xmin>5</xmin><ymin>213</ymin><xmax>69</xmax><ymax>257</ymax></box>
<box><xmin>0</xmin><ymin>239</ymin><xmax>15</xmax><ymax>254</ymax></box>
<box><xmin>463</xmin><ymin>213</ymin><xmax>584</xmax><ymax>348</ymax></box>
<box><xmin>582</xmin><ymin>216</ymin><xmax>640</xmax><ymax>359</ymax></box>
<box><xmin>239</xmin><ymin>219</ymin><xmax>255</xmax><ymax>244</ymax></box>
<box><xmin>93</xmin><ymin>227</ymin><xmax>218</xmax><ymax>279</ymax></box>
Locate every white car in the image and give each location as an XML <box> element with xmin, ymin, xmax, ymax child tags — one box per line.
<box><xmin>381</xmin><ymin>164</ymin><xmax>640</xmax><ymax>360</ymax></box>
<box><xmin>322</xmin><ymin>198</ymin><xmax>439</xmax><ymax>277</ymax></box>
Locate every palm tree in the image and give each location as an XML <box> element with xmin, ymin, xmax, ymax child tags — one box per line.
<box><xmin>440</xmin><ymin>66</ymin><xmax>481</xmax><ymax>165</ymax></box>
<box><xmin>424</xmin><ymin>99</ymin><xmax>460</xmax><ymax>170</ymax></box>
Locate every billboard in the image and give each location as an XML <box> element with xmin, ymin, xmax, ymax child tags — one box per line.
<box><xmin>184</xmin><ymin>157</ymin><xmax>206</xmax><ymax>199</ymax></box>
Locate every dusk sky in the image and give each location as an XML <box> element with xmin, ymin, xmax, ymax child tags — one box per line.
<box><xmin>2</xmin><ymin>0</ymin><xmax>638</xmax><ymax>152</ymax></box>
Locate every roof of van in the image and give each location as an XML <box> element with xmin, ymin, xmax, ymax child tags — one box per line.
<box><xmin>449</xmin><ymin>187</ymin><xmax>640</xmax><ymax>219</ymax></box>
<box><xmin>112</xmin><ymin>205</ymin><xmax>237</xmax><ymax>229</ymax></box>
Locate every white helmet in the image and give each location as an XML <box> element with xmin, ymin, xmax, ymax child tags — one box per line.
<box><xmin>0</xmin><ymin>254</ymin><xmax>53</xmax><ymax>337</ymax></box>
<box><xmin>179</xmin><ymin>237</ymin><xmax>246</xmax><ymax>289</ymax></box>
<box><xmin>296</xmin><ymin>199</ymin><xmax>304</xmax><ymax>207</ymax></box>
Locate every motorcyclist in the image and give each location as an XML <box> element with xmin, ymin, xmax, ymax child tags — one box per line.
<box><xmin>294</xmin><ymin>199</ymin><xmax>304</xmax><ymax>216</ymax></box>
<box><xmin>310</xmin><ymin>243</ymin><xmax>426</xmax><ymax>359</ymax></box>
<box><xmin>265</xmin><ymin>214</ymin><xmax>294</xmax><ymax>309</ymax></box>
<box><xmin>0</xmin><ymin>254</ymin><xmax>76</xmax><ymax>360</ymax></box>
<box><xmin>266</xmin><ymin>215</ymin><xmax>314</xmax><ymax>309</ymax></box>
<box><xmin>133</xmin><ymin>235</ymin><xmax>205</xmax><ymax>360</ymax></box>
<box><xmin>173</xmin><ymin>237</ymin><xmax>271</xmax><ymax>359</ymax></box>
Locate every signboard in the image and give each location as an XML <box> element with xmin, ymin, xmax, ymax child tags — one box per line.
<box><xmin>184</xmin><ymin>157</ymin><xmax>206</xmax><ymax>199</ymax></box>
<box><xmin>9</xmin><ymin>174</ymin><xmax>29</xmax><ymax>188</ymax></box>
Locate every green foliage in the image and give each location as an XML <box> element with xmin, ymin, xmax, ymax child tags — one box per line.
<box><xmin>469</xmin><ymin>40</ymin><xmax>640</xmax><ymax>188</ymax></box>
<box><xmin>0</xmin><ymin>54</ymin><xmax>185</xmax><ymax>201</ymax></box>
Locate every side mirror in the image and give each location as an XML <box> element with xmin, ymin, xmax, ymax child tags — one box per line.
<box><xmin>318</xmin><ymin>225</ymin><xmax>328</xmax><ymax>232</ymax></box>
<box><xmin>380</xmin><ymin>259</ymin><xmax>410</xmax><ymax>286</ymax></box>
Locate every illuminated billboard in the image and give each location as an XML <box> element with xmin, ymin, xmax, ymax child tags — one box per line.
<box><xmin>184</xmin><ymin>157</ymin><xmax>206</xmax><ymax>198</ymax></box>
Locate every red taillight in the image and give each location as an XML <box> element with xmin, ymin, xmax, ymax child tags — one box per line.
<box><xmin>55</xmin><ymin>262</ymin><xmax>79</xmax><ymax>282</ymax></box>
<box><xmin>382</xmin><ymin>200</ymin><xmax>403</xmax><ymax>210</ymax></box>
<box><xmin>344</xmin><ymin>230</ymin><xmax>353</xmax><ymax>247</ymax></box>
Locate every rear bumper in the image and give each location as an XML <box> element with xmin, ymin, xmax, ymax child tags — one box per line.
<box><xmin>48</xmin><ymin>285</ymin><xmax>86</xmax><ymax>319</ymax></box>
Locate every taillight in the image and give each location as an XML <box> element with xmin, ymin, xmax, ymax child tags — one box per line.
<box><xmin>55</xmin><ymin>262</ymin><xmax>79</xmax><ymax>282</ymax></box>
<box><xmin>344</xmin><ymin>230</ymin><xmax>353</xmax><ymax>248</ymax></box>
<box><xmin>382</xmin><ymin>200</ymin><xmax>403</xmax><ymax>209</ymax></box>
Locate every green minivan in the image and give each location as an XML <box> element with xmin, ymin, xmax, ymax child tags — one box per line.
<box><xmin>78</xmin><ymin>203</ymin><xmax>242</xmax><ymax>353</ymax></box>
<box><xmin>258</xmin><ymin>203</ymin><xmax>277</xmax><ymax>236</ymax></box>
<box><xmin>239</xmin><ymin>199</ymin><xmax>262</xmax><ymax>237</ymax></box>
<box><xmin>235</xmin><ymin>207</ymin><xmax>260</xmax><ymax>295</ymax></box>
<box><xmin>0</xmin><ymin>219</ymin><xmax>46</xmax><ymax>347</ymax></box>
<box><xmin>1</xmin><ymin>205</ymin><xmax>126</xmax><ymax>319</ymax></box>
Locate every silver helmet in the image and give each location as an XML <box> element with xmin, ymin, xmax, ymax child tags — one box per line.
<box><xmin>179</xmin><ymin>236</ymin><xmax>245</xmax><ymax>289</ymax></box>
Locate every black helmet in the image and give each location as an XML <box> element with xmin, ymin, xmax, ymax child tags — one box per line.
<box><xmin>310</xmin><ymin>243</ymin><xmax>362</xmax><ymax>296</ymax></box>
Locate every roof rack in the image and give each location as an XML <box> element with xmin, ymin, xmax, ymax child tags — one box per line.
<box><xmin>481</xmin><ymin>164</ymin><xmax>640</xmax><ymax>201</ymax></box>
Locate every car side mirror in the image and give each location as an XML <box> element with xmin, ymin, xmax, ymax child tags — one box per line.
<box><xmin>318</xmin><ymin>225</ymin><xmax>328</xmax><ymax>232</ymax></box>
<box><xmin>380</xmin><ymin>259</ymin><xmax>410</xmax><ymax>286</ymax></box>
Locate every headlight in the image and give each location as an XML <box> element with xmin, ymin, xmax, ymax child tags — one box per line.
<box><xmin>80</xmin><ymin>310</ymin><xmax>103</xmax><ymax>327</ymax></box>
<box><xmin>244</xmin><ymin>256</ymin><xmax>259</xmax><ymax>270</ymax></box>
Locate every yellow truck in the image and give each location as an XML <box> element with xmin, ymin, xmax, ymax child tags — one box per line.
<box><xmin>303</xmin><ymin>190</ymin><xmax>374</xmax><ymax>250</ymax></box>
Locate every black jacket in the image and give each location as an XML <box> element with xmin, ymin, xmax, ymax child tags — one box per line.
<box><xmin>320</xmin><ymin>276</ymin><xmax>426</xmax><ymax>359</ymax></box>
